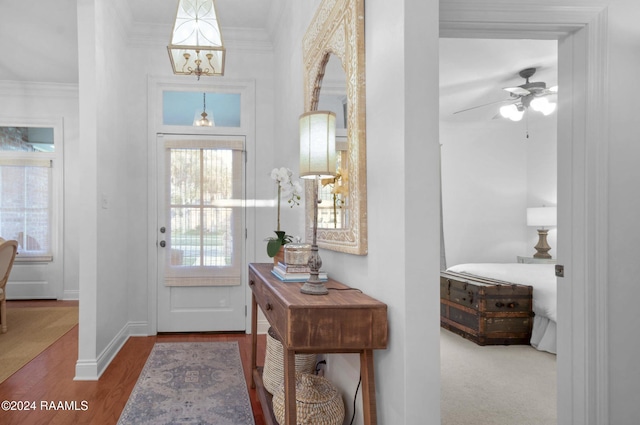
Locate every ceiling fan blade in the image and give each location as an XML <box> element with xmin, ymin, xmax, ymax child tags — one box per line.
<box><xmin>535</xmin><ymin>86</ymin><xmax>559</xmax><ymax>97</ymax></box>
<box><xmin>503</xmin><ymin>86</ymin><xmax>530</xmax><ymax>96</ymax></box>
<box><xmin>452</xmin><ymin>98</ymin><xmax>514</xmax><ymax>115</ymax></box>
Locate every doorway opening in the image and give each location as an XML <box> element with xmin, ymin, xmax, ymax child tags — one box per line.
<box><xmin>439</xmin><ymin>37</ymin><xmax>558</xmax><ymax>424</ymax></box>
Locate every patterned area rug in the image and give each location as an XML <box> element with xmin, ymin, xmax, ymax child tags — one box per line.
<box><xmin>117</xmin><ymin>342</ymin><xmax>255</xmax><ymax>425</ymax></box>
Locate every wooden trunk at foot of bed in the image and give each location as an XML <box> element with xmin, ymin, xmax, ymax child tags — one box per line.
<box><xmin>440</xmin><ymin>271</ymin><xmax>534</xmax><ymax>346</ymax></box>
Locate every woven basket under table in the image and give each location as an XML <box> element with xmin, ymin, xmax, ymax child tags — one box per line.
<box><xmin>272</xmin><ymin>372</ymin><xmax>345</xmax><ymax>425</ymax></box>
<box><xmin>262</xmin><ymin>327</ymin><xmax>317</xmax><ymax>395</ymax></box>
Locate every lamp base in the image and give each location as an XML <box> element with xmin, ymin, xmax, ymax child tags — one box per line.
<box><xmin>533</xmin><ymin>228</ymin><xmax>552</xmax><ymax>259</ymax></box>
<box><xmin>300</xmin><ymin>278</ymin><xmax>328</xmax><ymax>295</ymax></box>
<box><xmin>300</xmin><ymin>244</ymin><xmax>328</xmax><ymax>295</ymax></box>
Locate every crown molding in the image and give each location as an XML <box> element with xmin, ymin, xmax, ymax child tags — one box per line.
<box><xmin>128</xmin><ymin>22</ymin><xmax>272</xmax><ymax>52</ymax></box>
<box><xmin>440</xmin><ymin>1</ymin><xmax>608</xmax><ymax>38</ymax></box>
<box><xmin>0</xmin><ymin>81</ymin><xmax>78</xmax><ymax>98</ymax></box>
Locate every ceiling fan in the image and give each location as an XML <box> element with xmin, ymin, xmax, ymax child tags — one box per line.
<box><xmin>454</xmin><ymin>67</ymin><xmax>558</xmax><ymax>121</ymax></box>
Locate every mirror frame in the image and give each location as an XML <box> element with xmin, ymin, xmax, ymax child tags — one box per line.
<box><xmin>302</xmin><ymin>0</ymin><xmax>367</xmax><ymax>255</ymax></box>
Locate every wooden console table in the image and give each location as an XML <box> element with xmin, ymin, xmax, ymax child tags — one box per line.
<box><xmin>249</xmin><ymin>263</ymin><xmax>388</xmax><ymax>425</ymax></box>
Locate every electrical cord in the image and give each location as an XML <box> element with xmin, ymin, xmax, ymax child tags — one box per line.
<box><xmin>350</xmin><ymin>374</ymin><xmax>362</xmax><ymax>425</ymax></box>
<box><xmin>314</xmin><ymin>360</ymin><xmax>361</xmax><ymax>423</ymax></box>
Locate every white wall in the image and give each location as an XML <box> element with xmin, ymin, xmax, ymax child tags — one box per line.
<box><xmin>76</xmin><ymin>0</ymin><xmax>131</xmax><ymax>376</ymax></box>
<box><xmin>441</xmin><ymin>114</ymin><xmax>558</xmax><ymax>266</ymax></box>
<box><xmin>75</xmin><ymin>0</ymin><xmax>280</xmax><ymax>376</ymax></box>
<box><xmin>272</xmin><ymin>1</ymin><xmax>441</xmax><ymax>423</ymax></box>
<box><xmin>441</xmin><ymin>120</ymin><xmax>529</xmax><ymax>265</ymax></box>
<box><xmin>122</xmin><ymin>24</ymin><xmax>278</xmax><ymax>333</ymax></box>
<box><xmin>525</xmin><ymin>114</ymin><xmax>557</xmax><ymax>259</ymax></box>
<box><xmin>12</xmin><ymin>0</ymin><xmax>640</xmax><ymax>422</ymax></box>
<box><xmin>606</xmin><ymin>0</ymin><xmax>640</xmax><ymax>422</ymax></box>
<box><xmin>0</xmin><ymin>82</ymin><xmax>80</xmax><ymax>300</ymax></box>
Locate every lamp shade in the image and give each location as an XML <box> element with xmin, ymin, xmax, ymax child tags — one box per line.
<box><xmin>167</xmin><ymin>0</ymin><xmax>225</xmax><ymax>78</ymax></box>
<box><xmin>299</xmin><ymin>111</ymin><xmax>337</xmax><ymax>179</ymax></box>
<box><xmin>527</xmin><ymin>207</ymin><xmax>557</xmax><ymax>227</ymax></box>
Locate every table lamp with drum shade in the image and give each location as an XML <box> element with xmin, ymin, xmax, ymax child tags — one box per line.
<box><xmin>298</xmin><ymin>111</ymin><xmax>337</xmax><ymax>295</ymax></box>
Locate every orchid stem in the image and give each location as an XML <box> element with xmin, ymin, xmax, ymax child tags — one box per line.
<box><xmin>276</xmin><ymin>185</ymin><xmax>281</xmax><ymax>232</ymax></box>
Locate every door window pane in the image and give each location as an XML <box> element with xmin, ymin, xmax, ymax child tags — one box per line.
<box><xmin>164</xmin><ymin>140</ymin><xmax>244</xmax><ymax>287</ymax></box>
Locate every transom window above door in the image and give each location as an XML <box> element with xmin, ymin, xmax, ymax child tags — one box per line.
<box><xmin>0</xmin><ymin>127</ymin><xmax>54</xmax><ymax>152</ymax></box>
<box><xmin>162</xmin><ymin>91</ymin><xmax>241</xmax><ymax>127</ymax></box>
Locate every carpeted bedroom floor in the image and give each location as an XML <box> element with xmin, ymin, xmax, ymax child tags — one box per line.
<box><xmin>441</xmin><ymin>328</ymin><xmax>557</xmax><ymax>425</ymax></box>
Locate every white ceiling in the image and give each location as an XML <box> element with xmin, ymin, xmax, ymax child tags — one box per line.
<box><xmin>0</xmin><ymin>1</ymin><xmax>557</xmax><ymax>124</ymax></box>
<box><xmin>440</xmin><ymin>38</ymin><xmax>558</xmax><ymax>122</ymax></box>
<box><xmin>0</xmin><ymin>0</ymin><xmax>280</xmax><ymax>84</ymax></box>
<box><xmin>128</xmin><ymin>0</ymin><xmax>278</xmax><ymax>28</ymax></box>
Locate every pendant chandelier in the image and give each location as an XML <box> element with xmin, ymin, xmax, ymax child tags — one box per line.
<box><xmin>167</xmin><ymin>0</ymin><xmax>225</xmax><ymax>79</ymax></box>
<box><xmin>195</xmin><ymin>93</ymin><xmax>213</xmax><ymax>127</ymax></box>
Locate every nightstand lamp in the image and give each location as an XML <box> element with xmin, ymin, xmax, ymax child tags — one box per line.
<box><xmin>527</xmin><ymin>206</ymin><xmax>557</xmax><ymax>259</ymax></box>
<box><xmin>299</xmin><ymin>111</ymin><xmax>337</xmax><ymax>295</ymax></box>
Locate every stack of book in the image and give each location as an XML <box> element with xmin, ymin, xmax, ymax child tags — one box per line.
<box><xmin>271</xmin><ymin>262</ymin><xmax>328</xmax><ymax>282</ymax></box>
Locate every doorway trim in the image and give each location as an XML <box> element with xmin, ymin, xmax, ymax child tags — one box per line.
<box><xmin>440</xmin><ymin>2</ymin><xmax>609</xmax><ymax>424</ymax></box>
<box><xmin>146</xmin><ymin>76</ymin><xmax>257</xmax><ymax>335</ymax></box>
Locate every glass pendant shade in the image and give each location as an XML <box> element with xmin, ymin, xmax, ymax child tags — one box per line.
<box><xmin>167</xmin><ymin>0</ymin><xmax>225</xmax><ymax>78</ymax></box>
<box><xmin>194</xmin><ymin>93</ymin><xmax>214</xmax><ymax>126</ymax></box>
<box><xmin>299</xmin><ymin>111</ymin><xmax>337</xmax><ymax>179</ymax></box>
<box><xmin>195</xmin><ymin>112</ymin><xmax>213</xmax><ymax>126</ymax></box>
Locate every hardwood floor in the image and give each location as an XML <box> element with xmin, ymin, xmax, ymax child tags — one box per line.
<box><xmin>0</xmin><ymin>301</ymin><xmax>267</xmax><ymax>425</ymax></box>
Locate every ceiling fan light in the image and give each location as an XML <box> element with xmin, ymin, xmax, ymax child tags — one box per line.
<box><xmin>500</xmin><ymin>104</ymin><xmax>517</xmax><ymax>119</ymax></box>
<box><xmin>499</xmin><ymin>104</ymin><xmax>524</xmax><ymax>121</ymax></box>
<box><xmin>510</xmin><ymin>109</ymin><xmax>524</xmax><ymax>121</ymax></box>
<box><xmin>541</xmin><ymin>102</ymin><xmax>557</xmax><ymax>116</ymax></box>
<box><xmin>530</xmin><ymin>97</ymin><xmax>549</xmax><ymax>112</ymax></box>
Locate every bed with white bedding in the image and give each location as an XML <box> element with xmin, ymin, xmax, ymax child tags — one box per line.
<box><xmin>446</xmin><ymin>263</ymin><xmax>557</xmax><ymax>354</ymax></box>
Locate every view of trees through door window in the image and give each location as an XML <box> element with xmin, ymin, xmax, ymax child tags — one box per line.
<box><xmin>169</xmin><ymin>147</ymin><xmax>237</xmax><ymax>268</ymax></box>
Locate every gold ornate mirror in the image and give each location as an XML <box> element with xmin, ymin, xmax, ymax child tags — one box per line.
<box><xmin>302</xmin><ymin>0</ymin><xmax>367</xmax><ymax>255</ymax></box>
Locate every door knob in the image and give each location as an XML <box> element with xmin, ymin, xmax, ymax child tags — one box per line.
<box><xmin>159</xmin><ymin>240</ymin><xmax>166</xmax><ymax>247</ymax></box>
<box><xmin>160</xmin><ymin>227</ymin><xmax>166</xmax><ymax>233</ymax></box>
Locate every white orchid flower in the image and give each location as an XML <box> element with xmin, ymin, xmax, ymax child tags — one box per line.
<box><xmin>292</xmin><ymin>181</ymin><xmax>303</xmax><ymax>196</ymax></box>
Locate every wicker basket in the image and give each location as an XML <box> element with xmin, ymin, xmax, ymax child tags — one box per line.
<box><xmin>263</xmin><ymin>327</ymin><xmax>317</xmax><ymax>395</ymax></box>
<box><xmin>272</xmin><ymin>372</ymin><xmax>345</xmax><ymax>425</ymax></box>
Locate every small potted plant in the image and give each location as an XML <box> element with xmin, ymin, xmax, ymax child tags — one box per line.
<box><xmin>267</xmin><ymin>167</ymin><xmax>302</xmax><ymax>264</ymax></box>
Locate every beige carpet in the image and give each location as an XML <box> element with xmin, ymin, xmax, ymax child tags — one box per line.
<box><xmin>441</xmin><ymin>328</ymin><xmax>557</xmax><ymax>425</ymax></box>
<box><xmin>0</xmin><ymin>306</ymin><xmax>78</xmax><ymax>383</ymax></box>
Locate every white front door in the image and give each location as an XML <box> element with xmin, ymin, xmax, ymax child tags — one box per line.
<box><xmin>156</xmin><ymin>134</ymin><xmax>246</xmax><ymax>332</ymax></box>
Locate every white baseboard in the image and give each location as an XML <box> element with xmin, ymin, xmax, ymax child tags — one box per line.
<box><xmin>74</xmin><ymin>320</ymin><xmax>149</xmax><ymax>381</ymax></box>
<box><xmin>257</xmin><ymin>318</ymin><xmax>270</xmax><ymax>334</ymax></box>
<box><xmin>62</xmin><ymin>289</ymin><xmax>79</xmax><ymax>300</ymax></box>
<box><xmin>75</xmin><ymin>318</ymin><xmax>267</xmax><ymax>381</ymax></box>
